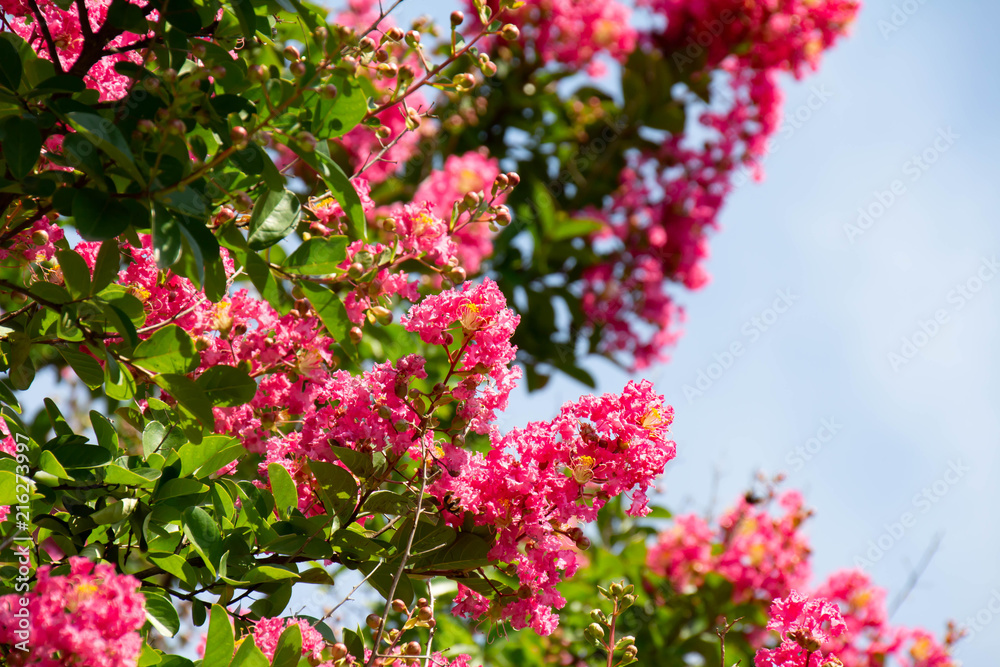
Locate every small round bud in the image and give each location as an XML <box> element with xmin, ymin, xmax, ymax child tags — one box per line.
<box><xmin>371</xmin><ymin>305</ymin><xmax>393</xmax><ymax>326</ymax></box>
<box><xmin>248</xmin><ymin>64</ymin><xmax>270</xmax><ymax>83</ymax></box>
<box><xmin>447</xmin><ymin>266</ymin><xmax>466</xmax><ymax>284</ymax></box>
<box><xmin>348</xmin><ymin>262</ymin><xmax>365</xmax><ymax>279</ymax></box>
<box><xmin>230</xmin><ymin>126</ymin><xmax>249</xmax><ymax>149</ymax></box>
<box><xmin>453</xmin><ymin>72</ymin><xmax>475</xmax><ymax>90</ymax></box>
<box><xmin>137</xmin><ymin>119</ymin><xmax>156</xmax><ymax>133</ymax></box>
<box><xmin>349</xmin><ymin>326</ymin><xmax>363</xmax><ymax>343</ymax></box>
<box><xmin>610</xmin><ymin>582</ymin><xmax>623</xmax><ymax>597</ymax></box>
<box><xmin>366</xmin><ymin>614</ymin><xmax>382</xmax><ymax>630</ymax></box>
<box><xmin>211</xmin><ymin>65</ymin><xmax>227</xmax><ymax>78</ymax></box>
<box><xmin>417</xmin><ymin>607</ymin><xmax>433</xmax><ymax>621</ymax></box>
<box><xmin>375</xmin><ymin>48</ymin><xmax>390</xmax><ymax>62</ymax></box>
<box><xmin>162</xmin><ymin>68</ymin><xmax>178</xmax><ymax>83</ymax></box>
<box><xmin>391</xmin><ymin>599</ymin><xmax>408</xmax><ymax>614</ymax></box>
<box><xmin>169</xmin><ymin>119</ymin><xmax>186</xmax><ymax>134</ymax></box>
<box><xmin>494</xmin><ymin>206</ymin><xmax>511</xmax><ymax>225</ymax></box>
<box><xmin>296</xmin><ymin>131</ymin><xmax>317</xmax><ymax>151</ymax></box>
<box><xmin>585</xmin><ymin>623</ymin><xmax>605</xmax><ymax>640</ymax></box>
<box><xmin>382</xmin><ymin>217</ymin><xmax>397</xmax><ymax>232</ymax></box>
<box><xmin>283</xmin><ymin>45</ymin><xmax>301</xmax><ymax>61</ymax></box>
<box><xmin>462</xmin><ymin>191</ymin><xmax>481</xmax><ymax>209</ymax></box>
<box><xmin>375</xmin><ymin>125</ymin><xmax>392</xmax><ymax>139</ymax></box>
<box><xmin>507</xmin><ymin>171</ymin><xmax>521</xmax><ymax>187</ymax></box>
<box><xmin>623</xmin><ymin>646</ymin><xmax>638</xmax><ymax>660</ymax></box>
<box><xmin>330</xmin><ymin>643</ymin><xmax>349</xmax><ymax>660</ymax></box>
<box><xmin>450</xmin><ymin>10</ymin><xmax>464</xmax><ymax>26</ymax></box>
<box><xmin>359</xmin><ymin>36</ymin><xmax>378</xmax><ymax>52</ymax></box>
<box><xmin>191</xmin><ymin>42</ymin><xmax>207</xmax><ymax>59</ymax></box>
<box><xmin>320</xmin><ymin>83</ymin><xmax>339</xmax><ymax>99</ymax></box>
<box><xmin>404</xmin><ymin>641</ymin><xmax>421</xmax><ymax>655</ymax></box>
<box><xmin>405</xmin><ymin>30</ymin><xmax>421</xmax><ymax>47</ymax></box>
<box><xmin>31</xmin><ymin>230</ymin><xmax>49</xmax><ymax>246</ymax></box>
<box><xmin>500</xmin><ymin>24</ymin><xmax>520</xmax><ymax>41</ymax></box>
<box><xmin>290</xmin><ymin>61</ymin><xmax>307</xmax><ymax>77</ymax></box>
<box><xmin>387</xmin><ymin>27</ymin><xmax>404</xmax><ymax>41</ymax></box>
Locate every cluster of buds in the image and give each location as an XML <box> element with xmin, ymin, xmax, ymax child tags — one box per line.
<box><xmin>364</xmin><ymin>597</ymin><xmax>437</xmax><ymax>666</ymax></box>
<box><xmin>585</xmin><ymin>582</ymin><xmax>639</xmax><ymax>666</ymax></box>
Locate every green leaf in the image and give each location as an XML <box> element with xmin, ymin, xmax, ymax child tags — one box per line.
<box><xmin>58</xmin><ymin>348</ymin><xmax>103</xmax><ymax>389</ymax></box>
<box><xmin>229</xmin><ymin>0</ymin><xmax>258</xmax><ymax>40</ymax></box>
<box><xmin>299</xmin><ymin>282</ymin><xmax>352</xmax><ymax>344</ymax></box>
<box><xmin>0</xmin><ymin>379</ymin><xmax>21</xmax><ymax>413</ymax></box>
<box><xmin>308</xmin><ymin>460</ymin><xmax>358</xmax><ymax>523</ymax></box>
<box><xmin>66</xmin><ymin>111</ymin><xmax>145</xmax><ymax>185</ymax></box>
<box><xmin>0</xmin><ymin>36</ymin><xmax>23</xmax><ymax>91</ymax></box>
<box><xmin>267</xmin><ymin>462</ymin><xmax>298</xmax><ymax>519</ymax></box>
<box><xmin>103</xmin><ymin>303</ymin><xmax>140</xmax><ymax>350</ymax></box>
<box><xmin>151</xmin><ymin>204</ymin><xmax>182</xmax><ymax>268</ymax></box>
<box><xmin>55</xmin><ymin>249</ymin><xmax>92</xmax><ymax>298</ymax></box>
<box><xmin>90</xmin><ymin>497</ymin><xmax>139</xmax><ymax>524</ymax></box>
<box><xmin>3</xmin><ymin>117</ymin><xmax>42</xmax><ymax>178</ymax></box>
<box><xmin>105</xmin><ymin>355</ymin><xmax>136</xmax><ymax>400</ymax></box>
<box><xmin>230</xmin><ymin>634</ymin><xmax>269</xmax><ymax>667</ymax></box>
<box><xmin>158</xmin><ymin>477</ymin><xmax>209</xmax><ymax>499</ymax></box>
<box><xmin>144</xmin><ymin>592</ymin><xmax>181</xmax><ymax>637</ymax></box>
<box><xmin>243</xmin><ymin>565</ymin><xmax>301</xmax><ymax>585</ymax></box>
<box><xmin>72</xmin><ymin>189</ymin><xmax>130</xmax><ymax>241</ymax></box>
<box><xmin>196</xmin><ymin>365</ymin><xmax>257</xmax><ymax>407</ymax></box>
<box><xmin>91</xmin><ymin>240</ymin><xmax>121</xmax><ymax>295</ymax></box>
<box><xmin>413</xmin><ymin>533</ymin><xmax>491</xmax><ymax>571</ymax></box>
<box><xmin>90</xmin><ymin>410</ymin><xmax>119</xmax><ymax>452</ymax></box>
<box><xmin>149</xmin><ymin>553</ymin><xmax>198</xmax><ymax>589</ymax></box>
<box><xmin>176</xmin><ymin>434</ymin><xmax>237</xmax><ymax>477</ymax></box>
<box><xmin>294</xmin><ymin>145</ymin><xmax>366</xmax><ymax>240</ymax></box>
<box><xmin>37</xmin><ymin>450</ymin><xmax>69</xmax><ymax>480</ymax></box>
<box><xmin>104</xmin><ymin>464</ymin><xmax>159</xmax><ymax>487</ymax></box>
<box><xmin>549</xmin><ymin>217</ymin><xmax>605</xmax><ymax>241</ymax></box>
<box><xmin>153</xmin><ymin>374</ymin><xmax>215</xmax><ymax>427</ymax></box>
<box><xmin>282</xmin><ymin>236</ymin><xmax>348</xmax><ymax>275</ymax></box>
<box><xmin>204</xmin><ymin>604</ymin><xmax>235</xmax><ymax>666</ymax></box>
<box><xmin>182</xmin><ymin>506</ymin><xmax>222</xmax><ymax>575</ymax></box>
<box><xmin>361</xmin><ymin>490</ymin><xmax>411</xmax><ymax>516</ymax></box>
<box><xmin>247</xmin><ymin>189</ymin><xmax>301</xmax><ymax>250</ymax></box>
<box><xmin>50</xmin><ymin>444</ymin><xmax>112</xmax><ymax>469</ymax></box>
<box><xmin>271</xmin><ymin>623</ymin><xmax>302</xmax><ymax>667</ymax></box>
<box><xmin>133</xmin><ymin>325</ymin><xmax>198</xmax><ymax>374</ymax></box>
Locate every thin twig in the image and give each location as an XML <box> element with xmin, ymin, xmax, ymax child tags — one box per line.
<box><xmin>889</xmin><ymin>532</ymin><xmax>944</xmax><ymax>617</ymax></box>
<box><xmin>26</xmin><ymin>0</ymin><xmax>64</xmax><ymax>73</ymax></box>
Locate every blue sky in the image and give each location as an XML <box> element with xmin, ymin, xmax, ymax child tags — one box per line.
<box><xmin>494</xmin><ymin>0</ymin><xmax>1000</xmax><ymax>661</ymax></box>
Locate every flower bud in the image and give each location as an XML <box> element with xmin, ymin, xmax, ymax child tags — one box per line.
<box><xmin>366</xmin><ymin>614</ymin><xmax>382</xmax><ymax>630</ymax></box>
<box><xmin>248</xmin><ymin>64</ymin><xmax>270</xmax><ymax>83</ymax></box>
<box><xmin>359</xmin><ymin>36</ymin><xmax>378</xmax><ymax>52</ymax></box>
<box><xmin>320</xmin><ymin>83</ymin><xmax>339</xmax><ymax>99</ymax></box>
<box><xmin>585</xmin><ymin>623</ymin><xmax>605</xmax><ymax>640</ymax></box>
<box><xmin>462</xmin><ymin>191</ymin><xmax>481</xmax><ymax>209</ymax></box>
<box><xmin>330</xmin><ymin>643</ymin><xmax>348</xmax><ymax>660</ymax></box>
<box><xmin>387</xmin><ymin>27</ymin><xmax>404</xmax><ymax>41</ymax></box>
<box><xmin>230</xmin><ymin>126</ymin><xmax>249</xmax><ymax>149</ymax></box>
<box><xmin>450</xmin><ymin>10</ymin><xmax>464</xmax><ymax>26</ymax></box>
<box><xmin>405</xmin><ymin>30</ymin><xmax>421</xmax><ymax>47</ymax></box>
<box><xmin>404</xmin><ymin>641</ymin><xmax>421</xmax><ymax>655</ymax></box>
<box><xmin>283</xmin><ymin>45</ymin><xmax>301</xmax><ymax>61</ymax></box>
<box><xmin>622</xmin><ymin>645</ymin><xmax>638</xmax><ymax>660</ymax></box>
<box><xmin>391</xmin><ymin>599</ymin><xmax>408</xmax><ymax>614</ymax></box>
<box><xmin>590</xmin><ymin>609</ymin><xmax>607</xmax><ymax>623</ymax></box>
<box><xmin>296</xmin><ymin>131</ymin><xmax>317</xmax><ymax>151</ymax></box>
<box><xmin>453</xmin><ymin>72</ymin><xmax>475</xmax><ymax>91</ymax></box>
<box><xmin>610</xmin><ymin>583</ymin><xmax>623</xmax><ymax>597</ymax></box>
<box><xmin>371</xmin><ymin>305</ymin><xmax>393</xmax><ymax>325</ymax></box>
<box><xmin>500</xmin><ymin>24</ymin><xmax>520</xmax><ymax>41</ymax></box>
<box><xmin>348</xmin><ymin>262</ymin><xmax>365</xmax><ymax>279</ymax></box>
<box><xmin>349</xmin><ymin>326</ymin><xmax>363</xmax><ymax>343</ymax></box>
<box><xmin>31</xmin><ymin>230</ymin><xmax>49</xmax><ymax>246</ymax></box>
<box><xmin>494</xmin><ymin>205</ymin><xmax>511</xmax><ymax>225</ymax></box>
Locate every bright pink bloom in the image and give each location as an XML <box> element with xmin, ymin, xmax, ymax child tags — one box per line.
<box><xmin>755</xmin><ymin>591</ymin><xmax>847</xmax><ymax>667</ymax></box>
<box><xmin>0</xmin><ymin>557</ymin><xmax>146</xmax><ymax>667</ymax></box>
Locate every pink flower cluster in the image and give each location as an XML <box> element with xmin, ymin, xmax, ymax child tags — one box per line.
<box><xmin>647</xmin><ymin>490</ymin><xmax>812</xmax><ymax>603</ymax></box>
<box><xmin>0</xmin><ymin>218</ymin><xmax>64</xmax><ymax>265</ymax></box>
<box><xmin>251</xmin><ymin>617</ymin><xmax>332</xmax><ymax>665</ymax></box>
<box><xmin>755</xmin><ymin>591</ymin><xmax>847</xmax><ymax>667</ymax></box>
<box><xmin>0</xmin><ymin>557</ymin><xmax>146</xmax><ymax>667</ymax></box>
<box><xmin>0</xmin><ymin>0</ymin><xmax>148</xmax><ymax>100</ymax></box>
<box><xmin>473</xmin><ymin>0</ymin><xmax>638</xmax><ymax>76</ymax></box>
<box><xmin>576</xmin><ymin>0</ymin><xmax>859</xmax><ymax>370</ymax></box>
<box><xmin>411</xmin><ymin>150</ymin><xmax>505</xmax><ymax>275</ymax></box>
<box><xmin>438</xmin><ymin>379</ymin><xmax>676</xmax><ymax>634</ymax></box>
<box><xmin>812</xmin><ymin>569</ymin><xmax>957</xmax><ymax>667</ymax></box>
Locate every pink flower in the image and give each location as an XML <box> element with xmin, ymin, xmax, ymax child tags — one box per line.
<box><xmin>0</xmin><ymin>557</ymin><xmax>146</xmax><ymax>667</ymax></box>
<box><xmin>251</xmin><ymin>617</ymin><xmax>329</xmax><ymax>664</ymax></box>
<box><xmin>755</xmin><ymin>591</ymin><xmax>847</xmax><ymax>667</ymax></box>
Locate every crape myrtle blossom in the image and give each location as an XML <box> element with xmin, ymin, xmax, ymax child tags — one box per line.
<box><xmin>0</xmin><ymin>557</ymin><xmax>146</xmax><ymax>667</ymax></box>
<box><xmin>647</xmin><ymin>489</ymin><xmax>812</xmax><ymax>603</ymax></box>
<box><xmin>436</xmin><ymin>379</ymin><xmax>676</xmax><ymax>634</ymax></box>
<box><xmin>0</xmin><ymin>0</ymin><xmax>149</xmax><ymax>100</ymax></box>
<box><xmin>572</xmin><ymin>0</ymin><xmax>859</xmax><ymax>370</ymax></box>
<box><xmin>755</xmin><ymin>591</ymin><xmax>847</xmax><ymax>667</ymax></box>
<box><xmin>471</xmin><ymin>0</ymin><xmax>638</xmax><ymax>76</ymax></box>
